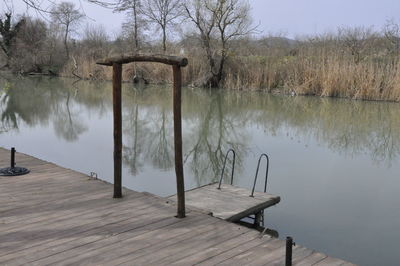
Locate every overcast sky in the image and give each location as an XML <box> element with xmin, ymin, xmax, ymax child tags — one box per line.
<box><xmin>6</xmin><ymin>0</ymin><xmax>400</xmax><ymax>38</ymax></box>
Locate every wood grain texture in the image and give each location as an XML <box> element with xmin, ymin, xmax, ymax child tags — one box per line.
<box><xmin>0</xmin><ymin>148</ymin><xmax>353</xmax><ymax>266</ymax></box>
<box><xmin>97</xmin><ymin>53</ymin><xmax>188</xmax><ymax>67</ymax></box>
<box><xmin>168</xmin><ymin>183</ymin><xmax>280</xmax><ymax>221</ymax></box>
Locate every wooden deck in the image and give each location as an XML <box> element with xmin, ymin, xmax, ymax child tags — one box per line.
<box><xmin>0</xmin><ymin>148</ymin><xmax>354</xmax><ymax>265</ymax></box>
<box><xmin>168</xmin><ymin>183</ymin><xmax>280</xmax><ymax>222</ymax></box>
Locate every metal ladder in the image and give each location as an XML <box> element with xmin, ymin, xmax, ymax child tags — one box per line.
<box><xmin>217</xmin><ymin>149</ymin><xmax>236</xmax><ymax>189</ymax></box>
<box><xmin>217</xmin><ymin>150</ymin><xmax>271</xmax><ymax>227</ymax></box>
<box><xmin>249</xmin><ymin>153</ymin><xmax>270</xmax><ymax>227</ymax></box>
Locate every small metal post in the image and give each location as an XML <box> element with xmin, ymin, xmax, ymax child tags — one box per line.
<box><xmin>11</xmin><ymin>147</ymin><xmax>16</xmax><ymax>168</ymax></box>
<box><xmin>286</xmin><ymin>236</ymin><xmax>294</xmax><ymax>266</ymax></box>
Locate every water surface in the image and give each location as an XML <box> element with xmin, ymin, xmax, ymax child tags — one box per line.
<box><xmin>1</xmin><ymin>76</ymin><xmax>400</xmax><ymax>265</ymax></box>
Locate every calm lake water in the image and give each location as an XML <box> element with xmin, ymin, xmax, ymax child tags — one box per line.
<box><xmin>1</xmin><ymin>76</ymin><xmax>400</xmax><ymax>265</ymax></box>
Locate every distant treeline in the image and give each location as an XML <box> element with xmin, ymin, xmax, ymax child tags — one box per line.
<box><xmin>1</xmin><ymin>0</ymin><xmax>400</xmax><ymax>101</ymax></box>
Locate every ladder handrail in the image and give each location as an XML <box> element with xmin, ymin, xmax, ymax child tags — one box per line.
<box><xmin>217</xmin><ymin>149</ymin><xmax>236</xmax><ymax>189</ymax></box>
<box><xmin>250</xmin><ymin>153</ymin><xmax>270</xmax><ymax>197</ymax></box>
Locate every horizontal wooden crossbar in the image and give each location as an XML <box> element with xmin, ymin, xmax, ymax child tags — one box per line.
<box><xmin>96</xmin><ymin>54</ymin><xmax>188</xmax><ymax>67</ymax></box>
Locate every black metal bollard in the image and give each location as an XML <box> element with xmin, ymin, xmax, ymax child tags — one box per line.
<box><xmin>0</xmin><ymin>147</ymin><xmax>30</xmax><ymax>176</ymax></box>
<box><xmin>286</xmin><ymin>236</ymin><xmax>295</xmax><ymax>266</ymax></box>
<box><xmin>11</xmin><ymin>147</ymin><xmax>16</xmax><ymax>168</ymax></box>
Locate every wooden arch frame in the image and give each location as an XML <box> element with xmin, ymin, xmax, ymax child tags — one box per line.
<box><xmin>97</xmin><ymin>54</ymin><xmax>188</xmax><ymax>218</ymax></box>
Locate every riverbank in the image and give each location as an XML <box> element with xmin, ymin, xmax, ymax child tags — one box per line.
<box><xmin>60</xmin><ymin>51</ymin><xmax>400</xmax><ymax>103</ymax></box>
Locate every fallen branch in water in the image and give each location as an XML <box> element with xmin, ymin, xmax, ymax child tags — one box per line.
<box><xmin>71</xmin><ymin>56</ymin><xmax>83</xmax><ymax>80</ymax></box>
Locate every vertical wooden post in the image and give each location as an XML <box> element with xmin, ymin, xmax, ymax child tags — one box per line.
<box><xmin>113</xmin><ymin>63</ymin><xmax>123</xmax><ymax>198</ymax></box>
<box><xmin>172</xmin><ymin>65</ymin><xmax>185</xmax><ymax>218</ymax></box>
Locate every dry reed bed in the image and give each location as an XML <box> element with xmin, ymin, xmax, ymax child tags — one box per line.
<box><xmin>62</xmin><ymin>49</ymin><xmax>400</xmax><ymax>102</ymax></box>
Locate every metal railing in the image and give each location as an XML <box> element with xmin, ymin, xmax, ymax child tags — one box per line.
<box><xmin>217</xmin><ymin>149</ymin><xmax>236</xmax><ymax>189</ymax></box>
<box><xmin>250</xmin><ymin>153</ymin><xmax>270</xmax><ymax>197</ymax></box>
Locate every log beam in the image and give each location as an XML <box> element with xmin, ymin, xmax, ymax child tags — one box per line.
<box><xmin>97</xmin><ymin>54</ymin><xmax>188</xmax><ymax>67</ymax></box>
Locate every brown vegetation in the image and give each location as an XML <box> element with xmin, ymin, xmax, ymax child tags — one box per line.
<box><xmin>64</xmin><ymin>28</ymin><xmax>400</xmax><ymax>102</ymax></box>
<box><xmin>1</xmin><ymin>1</ymin><xmax>400</xmax><ymax>102</ymax></box>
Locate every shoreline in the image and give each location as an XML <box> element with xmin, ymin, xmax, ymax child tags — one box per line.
<box><xmin>2</xmin><ymin>70</ymin><xmax>400</xmax><ymax>103</ymax></box>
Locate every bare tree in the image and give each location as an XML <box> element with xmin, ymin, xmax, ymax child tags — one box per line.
<box><xmin>82</xmin><ymin>23</ymin><xmax>109</xmax><ymax>57</ymax></box>
<box><xmin>184</xmin><ymin>0</ymin><xmax>256</xmax><ymax>87</ymax></box>
<box><xmin>51</xmin><ymin>2</ymin><xmax>84</xmax><ymax>58</ymax></box>
<box><xmin>384</xmin><ymin>19</ymin><xmax>400</xmax><ymax>55</ymax></box>
<box><xmin>0</xmin><ymin>13</ymin><xmax>25</xmax><ymax>67</ymax></box>
<box><xmin>15</xmin><ymin>0</ymin><xmax>147</xmax><ymax>52</ymax></box>
<box><xmin>338</xmin><ymin>26</ymin><xmax>376</xmax><ymax>64</ymax></box>
<box><xmin>14</xmin><ymin>17</ymin><xmax>48</xmax><ymax>73</ymax></box>
<box><xmin>141</xmin><ymin>0</ymin><xmax>182</xmax><ymax>52</ymax></box>
<box><xmin>115</xmin><ymin>0</ymin><xmax>147</xmax><ymax>51</ymax></box>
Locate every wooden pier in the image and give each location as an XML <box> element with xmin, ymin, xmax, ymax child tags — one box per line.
<box><xmin>168</xmin><ymin>183</ymin><xmax>280</xmax><ymax>222</ymax></box>
<box><xmin>0</xmin><ymin>148</ymin><xmax>354</xmax><ymax>265</ymax></box>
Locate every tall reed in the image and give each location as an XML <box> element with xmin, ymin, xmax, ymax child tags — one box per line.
<box><xmin>61</xmin><ymin>34</ymin><xmax>400</xmax><ymax>102</ymax></box>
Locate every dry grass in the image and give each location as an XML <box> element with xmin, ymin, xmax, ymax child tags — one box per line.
<box><xmin>223</xmin><ymin>50</ymin><xmax>400</xmax><ymax>102</ymax></box>
<box><xmin>61</xmin><ymin>38</ymin><xmax>400</xmax><ymax>102</ymax></box>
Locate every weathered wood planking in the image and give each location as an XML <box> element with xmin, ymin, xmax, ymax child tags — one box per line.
<box><xmin>0</xmin><ymin>148</ymin><xmax>354</xmax><ymax>265</ymax></box>
<box><xmin>168</xmin><ymin>183</ymin><xmax>281</xmax><ymax>221</ymax></box>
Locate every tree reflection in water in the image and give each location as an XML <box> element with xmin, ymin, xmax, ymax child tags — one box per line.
<box><xmin>123</xmin><ymin>103</ymin><xmax>144</xmax><ymax>175</ymax></box>
<box><xmin>1</xmin><ymin>76</ymin><xmax>400</xmax><ymax>182</ymax></box>
<box><xmin>53</xmin><ymin>90</ymin><xmax>87</xmax><ymax>141</ymax></box>
<box><xmin>183</xmin><ymin>91</ymin><xmax>248</xmax><ymax>186</ymax></box>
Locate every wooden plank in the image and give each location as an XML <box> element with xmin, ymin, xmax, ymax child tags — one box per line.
<box><xmin>1</xmin><ymin>207</ymin><xmax>175</xmax><ymax>264</ymax></box>
<box><xmin>294</xmin><ymin>251</ymin><xmax>328</xmax><ymax>265</ymax></box>
<box><xmin>0</xmin><ymin>173</ymin><xmax>112</xmax><ymax>192</ymax></box>
<box><xmin>168</xmin><ymin>183</ymin><xmax>280</xmax><ymax>221</ymax></box>
<box><xmin>0</xmin><ymin>190</ymin><xmax>141</xmax><ymax>226</ymax></box>
<box><xmin>44</xmin><ymin>215</ymin><xmax>213</xmax><ymax>266</ymax></box>
<box><xmin>1</xmin><ymin>200</ymin><xmax>175</xmax><ymax>260</ymax></box>
<box><xmin>0</xmin><ymin>178</ymin><xmax>111</xmax><ymax>200</ymax></box>
<box><xmin>0</xmin><ymin>193</ymin><xmax>165</xmax><ymax>246</ymax></box>
<box><xmin>2</xmin><ymin>209</ymin><xmax>182</xmax><ymax>265</ymax></box>
<box><xmin>117</xmin><ymin>222</ymin><xmax>251</xmax><ymax>265</ymax></box>
<box><xmin>291</xmin><ymin>246</ymin><xmax>315</xmax><ymax>265</ymax></box>
<box><xmin>264</xmin><ymin>246</ymin><xmax>313</xmax><ymax>266</ymax></box>
<box><xmin>0</xmin><ymin>186</ymin><xmax>112</xmax><ymax>214</ymax></box>
<box><xmin>216</xmin><ymin>238</ymin><xmax>285</xmax><ymax>266</ymax></box>
<box><xmin>0</xmin><ymin>190</ymin><xmax>112</xmax><ymax>229</ymax></box>
<box><xmin>0</xmin><ymin>169</ymin><xmax>83</xmax><ymax>187</ymax></box>
<box><xmin>196</xmin><ymin>236</ymin><xmax>275</xmax><ymax>266</ymax></box>
<box><xmin>1</xmin><ymin>181</ymin><xmax>136</xmax><ymax>214</ymax></box>
<box><xmin>313</xmin><ymin>256</ymin><xmax>353</xmax><ymax>266</ymax></box>
<box><xmin>101</xmin><ymin>219</ymin><xmax>228</xmax><ymax>265</ymax></box>
<box><xmin>0</xmin><ymin>194</ymin><xmax>164</xmax><ymax>238</ymax></box>
<box><xmin>166</xmin><ymin>230</ymin><xmax>261</xmax><ymax>266</ymax></box>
